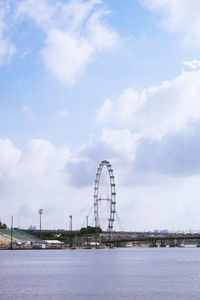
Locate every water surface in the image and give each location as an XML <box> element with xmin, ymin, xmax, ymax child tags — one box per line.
<box><xmin>0</xmin><ymin>248</ymin><xmax>200</xmax><ymax>299</ymax></box>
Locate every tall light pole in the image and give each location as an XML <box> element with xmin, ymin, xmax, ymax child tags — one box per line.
<box><xmin>10</xmin><ymin>216</ymin><xmax>13</xmax><ymax>250</ymax></box>
<box><xmin>86</xmin><ymin>216</ymin><xmax>89</xmax><ymax>247</ymax></box>
<box><xmin>69</xmin><ymin>215</ymin><xmax>73</xmax><ymax>248</ymax></box>
<box><xmin>38</xmin><ymin>209</ymin><xmax>43</xmax><ymax>239</ymax></box>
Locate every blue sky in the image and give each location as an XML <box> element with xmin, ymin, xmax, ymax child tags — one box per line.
<box><xmin>1</xmin><ymin>0</ymin><xmax>200</xmax><ymax>230</ymax></box>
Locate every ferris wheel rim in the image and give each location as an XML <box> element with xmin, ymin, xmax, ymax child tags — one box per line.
<box><xmin>94</xmin><ymin>160</ymin><xmax>116</xmax><ymax>231</ymax></box>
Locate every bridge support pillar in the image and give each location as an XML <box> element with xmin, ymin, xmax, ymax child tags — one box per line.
<box><xmin>160</xmin><ymin>240</ymin><xmax>166</xmax><ymax>247</ymax></box>
<box><xmin>175</xmin><ymin>239</ymin><xmax>184</xmax><ymax>247</ymax></box>
<box><xmin>197</xmin><ymin>240</ymin><xmax>200</xmax><ymax>247</ymax></box>
<box><xmin>149</xmin><ymin>239</ymin><xmax>157</xmax><ymax>247</ymax></box>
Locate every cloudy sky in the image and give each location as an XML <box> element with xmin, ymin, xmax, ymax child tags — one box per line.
<box><xmin>1</xmin><ymin>0</ymin><xmax>200</xmax><ymax>231</ymax></box>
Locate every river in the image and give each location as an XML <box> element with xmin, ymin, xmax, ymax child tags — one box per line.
<box><xmin>0</xmin><ymin>248</ymin><xmax>200</xmax><ymax>299</ymax></box>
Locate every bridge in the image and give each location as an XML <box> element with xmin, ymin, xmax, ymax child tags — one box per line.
<box><xmin>26</xmin><ymin>229</ymin><xmax>200</xmax><ymax>247</ymax></box>
<box><xmin>102</xmin><ymin>233</ymin><xmax>200</xmax><ymax>247</ymax></box>
<box><xmin>27</xmin><ymin>229</ymin><xmax>81</xmax><ymax>235</ymax></box>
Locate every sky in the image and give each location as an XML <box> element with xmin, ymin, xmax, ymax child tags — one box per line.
<box><xmin>1</xmin><ymin>0</ymin><xmax>200</xmax><ymax>231</ymax></box>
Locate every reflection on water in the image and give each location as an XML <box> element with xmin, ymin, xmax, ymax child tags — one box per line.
<box><xmin>0</xmin><ymin>248</ymin><xmax>200</xmax><ymax>300</ymax></box>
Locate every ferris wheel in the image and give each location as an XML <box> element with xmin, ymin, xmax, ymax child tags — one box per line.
<box><xmin>94</xmin><ymin>160</ymin><xmax>116</xmax><ymax>231</ymax></box>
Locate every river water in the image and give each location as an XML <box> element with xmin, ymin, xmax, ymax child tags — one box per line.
<box><xmin>0</xmin><ymin>248</ymin><xmax>200</xmax><ymax>299</ymax></box>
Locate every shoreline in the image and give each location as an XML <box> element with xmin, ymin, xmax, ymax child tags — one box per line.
<box><xmin>0</xmin><ymin>245</ymin><xmax>199</xmax><ymax>250</ymax></box>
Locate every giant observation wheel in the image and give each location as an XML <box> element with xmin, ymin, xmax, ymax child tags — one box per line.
<box><xmin>94</xmin><ymin>160</ymin><xmax>116</xmax><ymax>231</ymax></box>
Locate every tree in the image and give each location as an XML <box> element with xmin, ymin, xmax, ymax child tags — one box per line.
<box><xmin>80</xmin><ymin>226</ymin><xmax>102</xmax><ymax>235</ymax></box>
<box><xmin>0</xmin><ymin>221</ymin><xmax>7</xmax><ymax>229</ymax></box>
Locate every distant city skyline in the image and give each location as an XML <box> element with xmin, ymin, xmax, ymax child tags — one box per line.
<box><xmin>1</xmin><ymin>0</ymin><xmax>200</xmax><ymax>230</ymax></box>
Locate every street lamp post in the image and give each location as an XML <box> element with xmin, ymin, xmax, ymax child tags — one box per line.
<box><xmin>69</xmin><ymin>215</ymin><xmax>73</xmax><ymax>248</ymax></box>
<box><xmin>38</xmin><ymin>209</ymin><xmax>43</xmax><ymax>239</ymax></box>
<box><xmin>10</xmin><ymin>216</ymin><xmax>13</xmax><ymax>250</ymax></box>
<box><xmin>86</xmin><ymin>215</ymin><xmax>89</xmax><ymax>247</ymax></box>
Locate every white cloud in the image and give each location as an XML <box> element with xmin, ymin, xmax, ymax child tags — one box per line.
<box><xmin>97</xmin><ymin>89</ymin><xmax>145</xmax><ymax>127</ymax></box>
<box><xmin>101</xmin><ymin>128</ymin><xmax>140</xmax><ymax>160</ymax></box>
<box><xmin>87</xmin><ymin>9</ymin><xmax>118</xmax><ymax>50</ymax></box>
<box><xmin>42</xmin><ymin>29</ymin><xmax>93</xmax><ymax>83</ymax></box>
<box><xmin>183</xmin><ymin>60</ymin><xmax>200</xmax><ymax>71</ymax></box>
<box><xmin>97</xmin><ymin>99</ymin><xmax>113</xmax><ymax>123</ymax></box>
<box><xmin>57</xmin><ymin>109</ymin><xmax>68</xmax><ymax>118</ymax></box>
<box><xmin>118</xmin><ymin>175</ymin><xmax>200</xmax><ymax>231</ymax></box>
<box><xmin>0</xmin><ymin>138</ymin><xmax>76</xmax><ymax>228</ymax></box>
<box><xmin>65</xmin><ymin>128</ymin><xmax>139</xmax><ymax>188</ymax></box>
<box><xmin>0</xmin><ymin>3</ymin><xmax>16</xmax><ymax>64</ymax></box>
<box><xmin>16</xmin><ymin>0</ymin><xmax>57</xmax><ymax>31</ymax></box>
<box><xmin>142</xmin><ymin>0</ymin><xmax>200</xmax><ymax>44</ymax></box>
<box><xmin>0</xmin><ymin>139</ymin><xmax>20</xmax><ymax>174</ymax></box>
<box><xmin>97</xmin><ymin>67</ymin><xmax>200</xmax><ymax>138</ymax></box>
<box><xmin>17</xmin><ymin>0</ymin><xmax>119</xmax><ymax>83</ymax></box>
